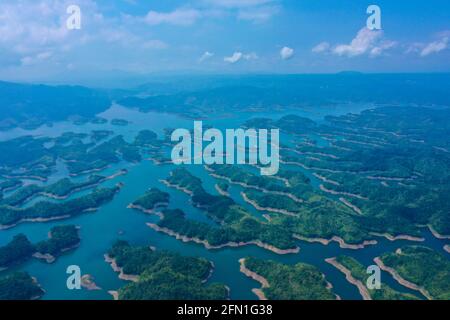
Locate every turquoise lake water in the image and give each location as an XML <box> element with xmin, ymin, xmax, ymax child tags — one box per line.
<box><xmin>0</xmin><ymin>103</ymin><xmax>448</xmax><ymax>300</ymax></box>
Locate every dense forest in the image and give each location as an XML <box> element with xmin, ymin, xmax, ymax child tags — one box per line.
<box><xmin>107</xmin><ymin>241</ymin><xmax>228</xmax><ymax>300</ymax></box>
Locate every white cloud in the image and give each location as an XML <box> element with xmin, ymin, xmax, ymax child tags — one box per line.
<box><xmin>202</xmin><ymin>0</ymin><xmax>277</xmax><ymax>9</ymax></box>
<box><xmin>370</xmin><ymin>40</ymin><xmax>396</xmax><ymax>57</ymax></box>
<box><xmin>199</xmin><ymin>51</ymin><xmax>214</xmax><ymax>62</ymax></box>
<box><xmin>312</xmin><ymin>42</ymin><xmax>330</xmax><ymax>53</ymax></box>
<box><xmin>420</xmin><ymin>37</ymin><xmax>448</xmax><ymax>57</ymax></box>
<box><xmin>224</xmin><ymin>51</ymin><xmax>258</xmax><ymax>64</ymax></box>
<box><xmin>333</xmin><ymin>28</ymin><xmax>382</xmax><ymax>57</ymax></box>
<box><xmin>330</xmin><ymin>27</ymin><xmax>395</xmax><ymax>58</ymax></box>
<box><xmin>280</xmin><ymin>46</ymin><xmax>294</xmax><ymax>60</ymax></box>
<box><xmin>224</xmin><ymin>52</ymin><xmax>243</xmax><ymax>63</ymax></box>
<box><xmin>145</xmin><ymin>9</ymin><xmax>202</xmax><ymax>26</ymax></box>
<box><xmin>237</xmin><ymin>5</ymin><xmax>280</xmax><ymax>23</ymax></box>
<box><xmin>405</xmin><ymin>32</ymin><xmax>450</xmax><ymax>57</ymax></box>
<box><xmin>21</xmin><ymin>51</ymin><xmax>53</xmax><ymax>66</ymax></box>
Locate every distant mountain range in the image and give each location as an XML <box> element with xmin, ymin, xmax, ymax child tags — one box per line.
<box><xmin>0</xmin><ymin>81</ymin><xmax>111</xmax><ymax>131</ymax></box>
<box><xmin>1</xmin><ymin>73</ymin><xmax>450</xmax><ymax>130</ymax></box>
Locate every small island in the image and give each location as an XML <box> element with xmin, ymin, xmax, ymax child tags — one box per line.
<box><xmin>240</xmin><ymin>257</ymin><xmax>337</xmax><ymax>300</ymax></box>
<box><xmin>33</xmin><ymin>225</ymin><xmax>81</xmax><ymax>263</ymax></box>
<box><xmin>128</xmin><ymin>188</ymin><xmax>170</xmax><ymax>214</ymax></box>
<box><xmin>105</xmin><ymin>240</ymin><xmax>228</xmax><ymax>300</ymax></box>
<box><xmin>0</xmin><ymin>272</ymin><xmax>44</xmax><ymax>300</ymax></box>
<box><xmin>0</xmin><ymin>225</ymin><xmax>81</xmax><ymax>268</ymax></box>
<box><xmin>0</xmin><ymin>186</ymin><xmax>120</xmax><ymax>229</ymax></box>
<box><xmin>0</xmin><ymin>234</ymin><xmax>35</xmax><ymax>270</ymax></box>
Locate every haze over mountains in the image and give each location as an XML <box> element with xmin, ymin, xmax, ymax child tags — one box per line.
<box><xmin>2</xmin><ymin>73</ymin><xmax>450</xmax><ymax>131</ymax></box>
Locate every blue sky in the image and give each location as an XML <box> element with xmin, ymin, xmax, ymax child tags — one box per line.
<box><xmin>0</xmin><ymin>0</ymin><xmax>449</xmax><ymax>84</ymax></box>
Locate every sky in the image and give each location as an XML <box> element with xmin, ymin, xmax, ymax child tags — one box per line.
<box><xmin>0</xmin><ymin>0</ymin><xmax>449</xmax><ymax>85</ymax></box>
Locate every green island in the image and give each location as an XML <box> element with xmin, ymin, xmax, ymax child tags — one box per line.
<box><xmin>376</xmin><ymin>246</ymin><xmax>450</xmax><ymax>300</ymax></box>
<box><xmin>106</xmin><ymin>240</ymin><xmax>228</xmax><ymax>300</ymax></box>
<box><xmin>0</xmin><ymin>186</ymin><xmax>120</xmax><ymax>229</ymax></box>
<box><xmin>0</xmin><ymin>234</ymin><xmax>35</xmax><ymax>270</ymax></box>
<box><xmin>236</xmin><ymin>107</ymin><xmax>450</xmax><ymax>242</ymax></box>
<box><xmin>0</xmin><ymin>171</ymin><xmax>126</xmax><ymax>206</ymax></box>
<box><xmin>0</xmin><ymin>272</ymin><xmax>44</xmax><ymax>300</ymax></box>
<box><xmin>239</xmin><ymin>257</ymin><xmax>337</xmax><ymax>300</ymax></box>
<box><xmin>156</xmin><ymin>168</ymin><xmax>299</xmax><ymax>253</ymax></box>
<box><xmin>206</xmin><ymin>165</ymin><xmax>374</xmax><ymax>247</ymax></box>
<box><xmin>0</xmin><ymin>129</ymin><xmax>163</xmax><ymax>182</ymax></box>
<box><xmin>34</xmin><ymin>225</ymin><xmax>81</xmax><ymax>263</ymax></box>
<box><xmin>0</xmin><ymin>225</ymin><xmax>80</xmax><ymax>268</ymax></box>
<box><xmin>128</xmin><ymin>188</ymin><xmax>170</xmax><ymax>213</ymax></box>
<box><xmin>328</xmin><ymin>256</ymin><xmax>418</xmax><ymax>300</ymax></box>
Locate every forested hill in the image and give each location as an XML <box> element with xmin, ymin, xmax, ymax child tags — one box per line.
<box><xmin>0</xmin><ymin>81</ymin><xmax>110</xmax><ymax>131</ymax></box>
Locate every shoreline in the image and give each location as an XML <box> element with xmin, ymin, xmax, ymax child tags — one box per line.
<box><xmin>0</xmin><ymin>185</ymin><xmax>121</xmax><ymax>230</ymax></box>
<box><xmin>214</xmin><ymin>184</ymin><xmax>230</xmax><ymax>197</ymax></box>
<box><xmin>127</xmin><ymin>203</ymin><xmax>167</xmax><ymax>218</ymax></box>
<box><xmin>241</xmin><ymin>192</ymin><xmax>298</xmax><ymax>217</ymax></box>
<box><xmin>159</xmin><ymin>179</ymin><xmax>194</xmax><ymax>196</ymax></box>
<box><xmin>108</xmin><ymin>290</ymin><xmax>119</xmax><ymax>300</ymax></box>
<box><xmin>104</xmin><ymin>254</ymin><xmax>139</xmax><ymax>282</ymax></box>
<box><xmin>373</xmin><ymin>257</ymin><xmax>432</xmax><ymax>300</ymax></box>
<box><xmin>339</xmin><ymin>197</ymin><xmax>363</xmax><ymax>215</ymax></box>
<box><xmin>239</xmin><ymin>258</ymin><xmax>269</xmax><ymax>300</ymax></box>
<box><xmin>369</xmin><ymin>232</ymin><xmax>424</xmax><ymax>242</ymax></box>
<box><xmin>0</xmin><ymin>215</ymin><xmax>71</xmax><ymax>231</ymax></box>
<box><xmin>147</xmin><ymin>223</ymin><xmax>300</xmax><ymax>255</ymax></box>
<box><xmin>32</xmin><ymin>227</ymin><xmax>81</xmax><ymax>263</ymax></box>
<box><xmin>427</xmin><ymin>224</ymin><xmax>450</xmax><ymax>240</ymax></box>
<box><xmin>319</xmin><ymin>184</ymin><xmax>367</xmax><ymax>200</ymax></box>
<box><xmin>294</xmin><ymin>234</ymin><xmax>377</xmax><ymax>250</ymax></box>
<box><xmin>313</xmin><ymin>173</ymin><xmax>340</xmax><ymax>186</ymax></box>
<box><xmin>40</xmin><ymin>168</ymin><xmax>128</xmax><ymax>200</ymax></box>
<box><xmin>325</xmin><ymin>257</ymin><xmax>372</xmax><ymax>300</ymax></box>
<box><xmin>205</xmin><ymin>168</ymin><xmax>304</xmax><ymax>203</ymax></box>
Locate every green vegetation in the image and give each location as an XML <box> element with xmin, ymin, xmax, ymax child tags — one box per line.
<box><xmin>243</xmin><ymin>257</ymin><xmax>336</xmax><ymax>300</ymax></box>
<box><xmin>1</xmin><ymin>174</ymin><xmax>107</xmax><ymax>206</ymax></box>
<box><xmin>244</xmin><ymin>107</ymin><xmax>450</xmax><ymax>239</ymax></box>
<box><xmin>160</xmin><ymin>168</ymin><xmax>297</xmax><ymax>250</ymax></box>
<box><xmin>380</xmin><ymin>246</ymin><xmax>450</xmax><ymax>300</ymax></box>
<box><xmin>131</xmin><ymin>188</ymin><xmax>170</xmax><ymax>211</ymax></box>
<box><xmin>0</xmin><ymin>81</ymin><xmax>110</xmax><ymax>131</ymax></box>
<box><xmin>107</xmin><ymin>240</ymin><xmax>228</xmax><ymax>300</ymax></box>
<box><xmin>207</xmin><ymin>165</ymin><xmax>372</xmax><ymax>245</ymax></box>
<box><xmin>35</xmin><ymin>225</ymin><xmax>80</xmax><ymax>256</ymax></box>
<box><xmin>0</xmin><ymin>225</ymin><xmax>80</xmax><ymax>269</ymax></box>
<box><xmin>0</xmin><ymin>234</ymin><xmax>35</xmax><ymax>269</ymax></box>
<box><xmin>334</xmin><ymin>256</ymin><xmax>418</xmax><ymax>300</ymax></box>
<box><xmin>0</xmin><ymin>186</ymin><xmax>119</xmax><ymax>227</ymax></box>
<box><xmin>0</xmin><ymin>272</ymin><xmax>44</xmax><ymax>300</ymax></box>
